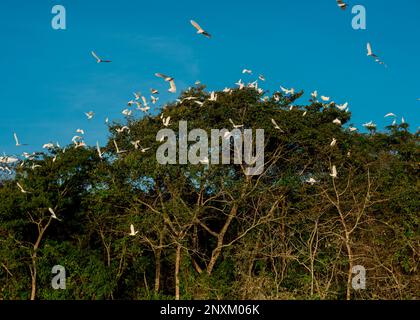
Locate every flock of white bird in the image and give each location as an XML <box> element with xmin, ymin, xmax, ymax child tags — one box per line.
<box><xmin>1</xmin><ymin>3</ymin><xmax>417</xmax><ymax>235</ymax></box>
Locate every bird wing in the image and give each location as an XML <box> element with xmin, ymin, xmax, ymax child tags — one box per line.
<box><xmin>366</xmin><ymin>43</ymin><xmax>372</xmax><ymax>55</ymax></box>
<box><xmin>96</xmin><ymin>142</ymin><xmax>102</xmax><ymax>157</ymax></box>
<box><xmin>13</xmin><ymin>133</ymin><xmax>19</xmax><ymax>145</ymax></box>
<box><xmin>113</xmin><ymin>140</ymin><xmax>119</xmax><ymax>152</ymax></box>
<box><xmin>271</xmin><ymin>119</ymin><xmax>278</xmax><ymax>127</ymax></box>
<box><xmin>169</xmin><ymin>80</ymin><xmax>177</xmax><ymax>92</ymax></box>
<box><xmin>91</xmin><ymin>51</ymin><xmax>100</xmax><ymax>61</ymax></box>
<box><xmin>190</xmin><ymin>20</ymin><xmax>203</xmax><ymax>32</ymax></box>
<box><xmin>155</xmin><ymin>73</ymin><xmax>169</xmax><ymax>80</ymax></box>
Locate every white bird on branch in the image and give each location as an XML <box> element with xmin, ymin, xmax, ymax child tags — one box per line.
<box><xmin>208</xmin><ymin>91</ymin><xmax>218</xmax><ymax>102</ymax></box>
<box><xmin>235</xmin><ymin>79</ymin><xmax>245</xmax><ymax>90</ymax></box>
<box><xmin>113</xmin><ymin>140</ymin><xmax>127</xmax><ymax>154</ymax></box>
<box><xmin>336</xmin><ymin>102</ymin><xmax>348</xmax><ymax>111</ymax></box>
<box><xmin>96</xmin><ymin>141</ymin><xmax>103</xmax><ymax>159</ymax></box>
<box><xmin>305</xmin><ymin>178</ymin><xmax>318</xmax><ymax>185</ymax></box>
<box><xmin>162</xmin><ymin>116</ymin><xmax>171</xmax><ymax>127</ymax></box>
<box><xmin>271</xmin><ymin>119</ymin><xmax>284</xmax><ymax>132</ymax></box>
<box><xmin>17</xmin><ymin>182</ymin><xmax>31</xmax><ymax>194</ymax></box>
<box><xmin>122</xmin><ymin>109</ymin><xmax>132</xmax><ymax>116</ymax></box>
<box><xmin>116</xmin><ymin>126</ymin><xmax>130</xmax><ymax>134</ymax></box>
<box><xmin>49</xmin><ymin>208</ymin><xmax>62</xmax><ymax>221</ymax></box>
<box><xmin>330</xmin><ymin>165</ymin><xmax>338</xmax><ymax>179</ymax></box>
<box><xmin>131</xmin><ymin>140</ymin><xmax>141</xmax><ymax>150</ymax></box>
<box><xmin>229</xmin><ymin>119</ymin><xmax>244</xmax><ymax>129</ymax></box>
<box><xmin>280</xmin><ymin>86</ymin><xmax>295</xmax><ymax>95</ymax></box>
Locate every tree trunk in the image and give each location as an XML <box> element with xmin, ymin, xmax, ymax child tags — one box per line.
<box><xmin>175</xmin><ymin>244</ymin><xmax>181</xmax><ymax>300</ymax></box>
<box><xmin>154</xmin><ymin>248</ymin><xmax>162</xmax><ymax>294</ymax></box>
<box><xmin>30</xmin><ymin>256</ymin><xmax>37</xmax><ymax>301</ymax></box>
<box><xmin>207</xmin><ymin>205</ymin><xmax>238</xmax><ymax>275</ymax></box>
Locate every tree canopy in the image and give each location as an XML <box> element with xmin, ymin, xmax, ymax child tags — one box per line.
<box><xmin>0</xmin><ymin>86</ymin><xmax>418</xmax><ymax>300</ymax></box>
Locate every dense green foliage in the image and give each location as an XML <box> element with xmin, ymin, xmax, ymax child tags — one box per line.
<box><xmin>0</xmin><ymin>86</ymin><xmax>418</xmax><ymax>300</ymax></box>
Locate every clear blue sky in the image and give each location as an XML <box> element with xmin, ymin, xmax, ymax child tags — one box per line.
<box><xmin>0</xmin><ymin>0</ymin><xmax>419</xmax><ymax>156</ymax></box>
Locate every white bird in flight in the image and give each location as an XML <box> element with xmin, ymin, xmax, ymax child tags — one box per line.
<box><xmin>336</xmin><ymin>102</ymin><xmax>348</xmax><ymax>111</ymax></box>
<box><xmin>85</xmin><ymin>111</ymin><xmax>94</xmax><ymax>120</ymax></box>
<box><xmin>367</xmin><ymin>43</ymin><xmax>387</xmax><ymax>67</ymax></box>
<box><xmin>190</xmin><ymin>20</ymin><xmax>211</xmax><ymax>38</ymax></box>
<box><xmin>96</xmin><ymin>141</ymin><xmax>103</xmax><ymax>159</ymax></box>
<box><xmin>235</xmin><ymin>79</ymin><xmax>245</xmax><ymax>90</ymax></box>
<box><xmin>168</xmin><ymin>80</ymin><xmax>177</xmax><ymax>93</ymax></box>
<box><xmin>384</xmin><ymin>113</ymin><xmax>396</xmax><ymax>118</ymax></box>
<box><xmin>336</xmin><ymin>0</ymin><xmax>348</xmax><ymax>10</ymax></box>
<box><xmin>151</xmin><ymin>96</ymin><xmax>159</xmax><ymax>104</ymax></box>
<box><xmin>133</xmin><ymin>92</ymin><xmax>141</xmax><ymax>101</ymax></box>
<box><xmin>14</xmin><ymin>133</ymin><xmax>27</xmax><ymax>147</ymax></box>
<box><xmin>91</xmin><ymin>51</ymin><xmax>112</xmax><ymax>63</ymax></box>
<box><xmin>155</xmin><ymin>73</ymin><xmax>174</xmax><ymax>82</ymax></box>
<box><xmin>321</xmin><ymin>96</ymin><xmax>330</xmax><ymax>102</ymax></box>
<box><xmin>242</xmin><ymin>69</ymin><xmax>252</xmax><ymax>75</ymax></box>
<box><xmin>280</xmin><ymin>86</ymin><xmax>295</xmax><ymax>95</ymax></box>
<box><xmin>129</xmin><ymin>224</ymin><xmax>139</xmax><ymax>236</ymax></box>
